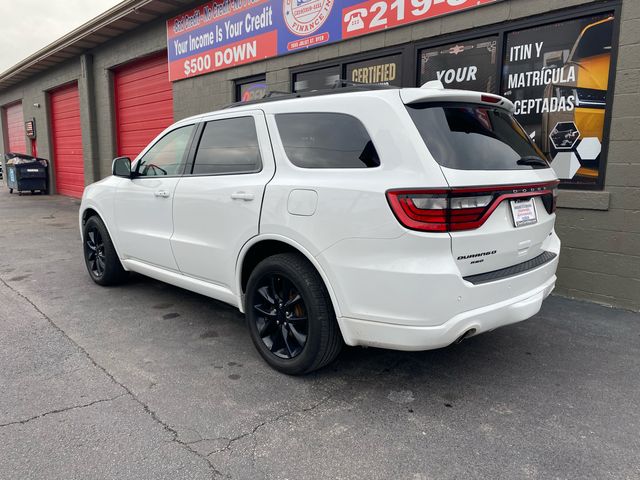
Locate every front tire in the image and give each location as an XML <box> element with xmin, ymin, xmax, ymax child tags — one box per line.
<box><xmin>246</xmin><ymin>253</ymin><xmax>342</xmax><ymax>375</ymax></box>
<box><xmin>83</xmin><ymin>215</ymin><xmax>128</xmax><ymax>286</ymax></box>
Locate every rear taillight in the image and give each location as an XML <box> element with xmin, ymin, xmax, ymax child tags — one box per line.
<box><xmin>387</xmin><ymin>181</ymin><xmax>559</xmax><ymax>232</ymax></box>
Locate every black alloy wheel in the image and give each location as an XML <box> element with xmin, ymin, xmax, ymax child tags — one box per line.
<box><xmin>246</xmin><ymin>253</ymin><xmax>342</xmax><ymax>375</ymax></box>
<box><xmin>82</xmin><ymin>215</ymin><xmax>128</xmax><ymax>286</ymax></box>
<box><xmin>85</xmin><ymin>226</ymin><xmax>106</xmax><ymax>279</ymax></box>
<box><xmin>252</xmin><ymin>273</ymin><xmax>309</xmax><ymax>359</ymax></box>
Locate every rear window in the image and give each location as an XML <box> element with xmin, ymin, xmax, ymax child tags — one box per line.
<box><xmin>406</xmin><ymin>103</ymin><xmax>549</xmax><ymax>171</ymax></box>
<box><xmin>275</xmin><ymin>113</ymin><xmax>380</xmax><ymax>169</ymax></box>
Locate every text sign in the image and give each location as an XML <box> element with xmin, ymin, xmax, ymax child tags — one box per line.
<box><xmin>419</xmin><ymin>36</ymin><xmax>498</xmax><ymax>93</ymax></box>
<box><xmin>341</xmin><ymin>0</ymin><xmax>496</xmax><ymax>39</ymax></box>
<box><xmin>167</xmin><ymin>0</ymin><xmax>498</xmax><ymax>81</ymax></box>
<box><xmin>501</xmin><ymin>14</ymin><xmax>615</xmax><ymax>185</ymax></box>
<box><xmin>25</xmin><ymin>118</ymin><xmax>36</xmax><ymax>139</ymax></box>
<box><xmin>510</xmin><ymin>198</ymin><xmax>537</xmax><ymax>228</ymax></box>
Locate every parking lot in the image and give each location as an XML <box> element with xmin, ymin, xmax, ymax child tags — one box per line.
<box><xmin>0</xmin><ymin>183</ymin><xmax>638</xmax><ymax>480</ymax></box>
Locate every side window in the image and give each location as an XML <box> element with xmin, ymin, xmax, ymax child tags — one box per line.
<box><xmin>135</xmin><ymin>125</ymin><xmax>194</xmax><ymax>177</ymax></box>
<box><xmin>191</xmin><ymin>117</ymin><xmax>262</xmax><ymax>175</ymax></box>
<box><xmin>275</xmin><ymin>113</ymin><xmax>380</xmax><ymax>169</ymax></box>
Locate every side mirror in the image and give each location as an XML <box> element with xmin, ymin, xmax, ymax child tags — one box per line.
<box><xmin>112</xmin><ymin>157</ymin><xmax>132</xmax><ymax>178</ymax></box>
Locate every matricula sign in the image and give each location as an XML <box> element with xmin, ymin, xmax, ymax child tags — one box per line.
<box><xmin>167</xmin><ymin>0</ymin><xmax>498</xmax><ymax>81</ymax></box>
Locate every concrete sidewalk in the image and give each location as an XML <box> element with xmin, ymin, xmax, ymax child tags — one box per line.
<box><xmin>0</xmin><ymin>184</ymin><xmax>638</xmax><ymax>479</ymax></box>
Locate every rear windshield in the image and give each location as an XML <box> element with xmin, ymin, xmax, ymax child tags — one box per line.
<box><xmin>406</xmin><ymin>103</ymin><xmax>549</xmax><ymax>171</ymax></box>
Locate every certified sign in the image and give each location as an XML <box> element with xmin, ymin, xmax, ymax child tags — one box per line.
<box><xmin>283</xmin><ymin>0</ymin><xmax>334</xmax><ymax>36</ymax></box>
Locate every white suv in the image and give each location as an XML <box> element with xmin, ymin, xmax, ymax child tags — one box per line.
<box><xmin>80</xmin><ymin>84</ymin><xmax>560</xmax><ymax>374</ymax></box>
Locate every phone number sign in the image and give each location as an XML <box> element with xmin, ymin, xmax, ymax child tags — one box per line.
<box><xmin>167</xmin><ymin>0</ymin><xmax>498</xmax><ymax>82</ymax></box>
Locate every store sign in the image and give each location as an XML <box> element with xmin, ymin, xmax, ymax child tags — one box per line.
<box><xmin>501</xmin><ymin>14</ymin><xmax>615</xmax><ymax>185</ymax></box>
<box><xmin>419</xmin><ymin>36</ymin><xmax>498</xmax><ymax>93</ymax></box>
<box><xmin>346</xmin><ymin>54</ymin><xmax>402</xmax><ymax>86</ymax></box>
<box><xmin>341</xmin><ymin>0</ymin><xmax>495</xmax><ymax>39</ymax></box>
<box><xmin>167</xmin><ymin>0</ymin><xmax>498</xmax><ymax>81</ymax></box>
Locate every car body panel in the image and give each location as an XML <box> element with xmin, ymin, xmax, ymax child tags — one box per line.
<box><xmin>170</xmin><ymin>110</ymin><xmax>276</xmax><ymax>292</ymax></box>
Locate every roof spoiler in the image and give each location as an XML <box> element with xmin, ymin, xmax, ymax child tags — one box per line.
<box><xmin>401</xmin><ymin>86</ymin><xmax>515</xmax><ymax>112</ymax></box>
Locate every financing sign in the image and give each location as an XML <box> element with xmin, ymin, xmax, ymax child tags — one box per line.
<box><xmin>167</xmin><ymin>0</ymin><xmax>497</xmax><ymax>81</ymax></box>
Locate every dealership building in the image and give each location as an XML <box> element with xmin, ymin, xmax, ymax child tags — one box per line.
<box><xmin>0</xmin><ymin>0</ymin><xmax>638</xmax><ymax>310</ymax></box>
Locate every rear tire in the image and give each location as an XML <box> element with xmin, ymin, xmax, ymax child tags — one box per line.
<box><xmin>83</xmin><ymin>215</ymin><xmax>128</xmax><ymax>286</ymax></box>
<box><xmin>246</xmin><ymin>253</ymin><xmax>342</xmax><ymax>375</ymax></box>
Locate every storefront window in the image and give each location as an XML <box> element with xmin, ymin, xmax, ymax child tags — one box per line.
<box><xmin>419</xmin><ymin>36</ymin><xmax>498</xmax><ymax>93</ymax></box>
<box><xmin>236</xmin><ymin>78</ymin><xmax>267</xmax><ymax>103</ymax></box>
<box><xmin>346</xmin><ymin>54</ymin><xmax>403</xmax><ymax>87</ymax></box>
<box><xmin>501</xmin><ymin>14</ymin><xmax>615</xmax><ymax>186</ymax></box>
<box><xmin>293</xmin><ymin>66</ymin><xmax>341</xmax><ymax>92</ymax></box>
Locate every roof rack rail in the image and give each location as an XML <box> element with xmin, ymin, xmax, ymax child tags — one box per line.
<box><xmin>223</xmin><ymin>80</ymin><xmax>398</xmax><ymax>109</ymax></box>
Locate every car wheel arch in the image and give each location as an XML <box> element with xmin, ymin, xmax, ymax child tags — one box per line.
<box><xmin>236</xmin><ymin>235</ymin><xmax>343</xmax><ymax>320</ymax></box>
<box><xmin>80</xmin><ymin>206</ymin><xmax>126</xmax><ymax>267</ymax></box>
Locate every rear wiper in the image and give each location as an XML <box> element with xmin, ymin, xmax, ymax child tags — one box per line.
<box><xmin>517</xmin><ymin>156</ymin><xmax>549</xmax><ymax>168</ymax></box>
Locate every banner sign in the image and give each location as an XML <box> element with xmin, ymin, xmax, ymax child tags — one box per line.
<box><xmin>167</xmin><ymin>0</ymin><xmax>498</xmax><ymax>81</ymax></box>
<box><xmin>501</xmin><ymin>14</ymin><xmax>615</xmax><ymax>185</ymax></box>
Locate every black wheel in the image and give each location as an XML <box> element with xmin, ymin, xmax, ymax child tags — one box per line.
<box><xmin>83</xmin><ymin>215</ymin><xmax>128</xmax><ymax>286</ymax></box>
<box><xmin>246</xmin><ymin>253</ymin><xmax>342</xmax><ymax>375</ymax></box>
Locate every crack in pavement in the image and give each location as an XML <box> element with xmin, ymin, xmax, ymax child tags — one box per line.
<box><xmin>190</xmin><ymin>394</ymin><xmax>334</xmax><ymax>459</ymax></box>
<box><xmin>0</xmin><ymin>394</ymin><xmax>127</xmax><ymax>428</ymax></box>
<box><xmin>0</xmin><ymin>276</ymin><xmax>224</xmax><ymax>479</ymax></box>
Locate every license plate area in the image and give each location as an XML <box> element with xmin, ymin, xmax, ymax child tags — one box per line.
<box><xmin>510</xmin><ymin>198</ymin><xmax>537</xmax><ymax>227</ymax></box>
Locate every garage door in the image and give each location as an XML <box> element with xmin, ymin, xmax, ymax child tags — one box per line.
<box><xmin>4</xmin><ymin>102</ymin><xmax>26</xmax><ymax>154</ymax></box>
<box><xmin>114</xmin><ymin>53</ymin><xmax>173</xmax><ymax>160</ymax></box>
<box><xmin>50</xmin><ymin>82</ymin><xmax>84</xmax><ymax>198</ymax></box>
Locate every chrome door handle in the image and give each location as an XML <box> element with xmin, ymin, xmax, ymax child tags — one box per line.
<box><xmin>154</xmin><ymin>190</ymin><xmax>170</xmax><ymax>198</ymax></box>
<box><xmin>231</xmin><ymin>192</ymin><xmax>255</xmax><ymax>201</ymax></box>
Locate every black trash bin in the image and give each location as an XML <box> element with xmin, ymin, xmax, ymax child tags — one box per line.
<box><xmin>5</xmin><ymin>153</ymin><xmax>49</xmax><ymax>195</ymax></box>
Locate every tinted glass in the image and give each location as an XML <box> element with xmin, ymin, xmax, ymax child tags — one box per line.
<box><xmin>293</xmin><ymin>66</ymin><xmax>340</xmax><ymax>92</ymax></box>
<box><xmin>406</xmin><ymin>103</ymin><xmax>549</xmax><ymax>171</ymax></box>
<box><xmin>192</xmin><ymin>117</ymin><xmax>261</xmax><ymax>175</ymax></box>
<box><xmin>237</xmin><ymin>79</ymin><xmax>267</xmax><ymax>102</ymax></box>
<box><xmin>276</xmin><ymin>113</ymin><xmax>380</xmax><ymax>169</ymax></box>
<box><xmin>136</xmin><ymin>125</ymin><xmax>194</xmax><ymax>177</ymax></box>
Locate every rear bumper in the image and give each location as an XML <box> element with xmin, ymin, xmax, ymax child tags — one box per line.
<box><xmin>317</xmin><ymin>229</ymin><xmax>560</xmax><ymax>350</ymax></box>
<box><xmin>339</xmin><ymin>274</ymin><xmax>555</xmax><ymax>350</ymax></box>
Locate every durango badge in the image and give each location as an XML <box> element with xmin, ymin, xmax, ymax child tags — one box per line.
<box><xmin>283</xmin><ymin>0</ymin><xmax>334</xmax><ymax>36</ymax></box>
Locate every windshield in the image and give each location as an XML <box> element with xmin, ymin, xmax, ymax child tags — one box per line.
<box><xmin>406</xmin><ymin>103</ymin><xmax>549</xmax><ymax>171</ymax></box>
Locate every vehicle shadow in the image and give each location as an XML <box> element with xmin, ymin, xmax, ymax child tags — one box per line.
<box><xmin>123</xmin><ymin>272</ymin><xmax>574</xmax><ymax>396</ymax></box>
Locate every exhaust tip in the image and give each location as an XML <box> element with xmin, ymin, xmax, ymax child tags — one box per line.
<box><xmin>454</xmin><ymin>328</ymin><xmax>477</xmax><ymax>345</ymax></box>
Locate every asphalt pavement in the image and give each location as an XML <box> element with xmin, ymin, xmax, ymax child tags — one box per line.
<box><xmin>0</xmin><ymin>183</ymin><xmax>638</xmax><ymax>480</ymax></box>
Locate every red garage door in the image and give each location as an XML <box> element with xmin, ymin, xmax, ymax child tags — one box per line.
<box><xmin>4</xmin><ymin>102</ymin><xmax>27</xmax><ymax>154</ymax></box>
<box><xmin>50</xmin><ymin>82</ymin><xmax>84</xmax><ymax>198</ymax></box>
<box><xmin>114</xmin><ymin>53</ymin><xmax>173</xmax><ymax>160</ymax></box>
